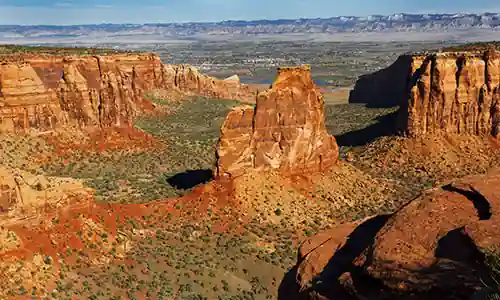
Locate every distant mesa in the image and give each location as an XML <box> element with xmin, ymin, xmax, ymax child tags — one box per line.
<box><xmin>2</xmin><ymin>13</ymin><xmax>500</xmax><ymax>37</ymax></box>
<box><xmin>215</xmin><ymin>65</ymin><xmax>339</xmax><ymax>178</ymax></box>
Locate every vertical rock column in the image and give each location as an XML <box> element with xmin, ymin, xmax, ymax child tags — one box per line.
<box><xmin>215</xmin><ymin>65</ymin><xmax>339</xmax><ymax>178</ymax></box>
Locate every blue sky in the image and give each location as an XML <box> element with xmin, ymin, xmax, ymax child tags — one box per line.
<box><xmin>0</xmin><ymin>0</ymin><xmax>499</xmax><ymax>25</ymax></box>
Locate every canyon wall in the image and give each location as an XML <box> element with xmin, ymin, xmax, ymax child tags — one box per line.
<box><xmin>215</xmin><ymin>65</ymin><xmax>339</xmax><ymax>178</ymax></box>
<box><xmin>349</xmin><ymin>55</ymin><xmax>413</xmax><ymax>108</ymax></box>
<box><xmin>0</xmin><ymin>53</ymin><xmax>256</xmax><ymax>132</ymax></box>
<box><xmin>350</xmin><ymin>48</ymin><xmax>500</xmax><ymax>138</ymax></box>
<box><xmin>406</xmin><ymin>50</ymin><xmax>500</xmax><ymax>137</ymax></box>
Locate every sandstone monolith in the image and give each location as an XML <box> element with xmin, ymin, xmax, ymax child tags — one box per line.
<box><xmin>215</xmin><ymin>65</ymin><xmax>339</xmax><ymax>177</ymax></box>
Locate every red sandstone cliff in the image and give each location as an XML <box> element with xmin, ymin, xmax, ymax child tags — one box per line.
<box><xmin>406</xmin><ymin>50</ymin><xmax>500</xmax><ymax>137</ymax></box>
<box><xmin>349</xmin><ymin>49</ymin><xmax>500</xmax><ymax>138</ymax></box>
<box><xmin>0</xmin><ymin>53</ymin><xmax>256</xmax><ymax>132</ymax></box>
<box><xmin>215</xmin><ymin>65</ymin><xmax>339</xmax><ymax>177</ymax></box>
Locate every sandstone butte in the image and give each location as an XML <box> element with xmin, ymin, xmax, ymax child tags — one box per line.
<box><xmin>214</xmin><ymin>65</ymin><xmax>339</xmax><ymax>178</ymax></box>
<box><xmin>0</xmin><ymin>52</ymin><xmax>257</xmax><ymax>132</ymax></box>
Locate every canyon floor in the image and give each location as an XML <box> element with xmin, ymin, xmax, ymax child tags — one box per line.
<box><xmin>1</xmin><ymin>41</ymin><xmax>500</xmax><ymax>299</ymax></box>
<box><xmin>1</xmin><ymin>93</ymin><xmax>499</xmax><ymax>299</ymax></box>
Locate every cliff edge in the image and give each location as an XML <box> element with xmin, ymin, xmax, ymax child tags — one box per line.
<box><xmin>349</xmin><ymin>47</ymin><xmax>500</xmax><ymax>139</ymax></box>
<box><xmin>406</xmin><ymin>50</ymin><xmax>500</xmax><ymax>137</ymax></box>
<box><xmin>0</xmin><ymin>52</ymin><xmax>256</xmax><ymax>132</ymax></box>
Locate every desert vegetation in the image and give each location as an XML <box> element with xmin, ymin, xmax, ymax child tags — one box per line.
<box><xmin>440</xmin><ymin>41</ymin><xmax>500</xmax><ymax>52</ymax></box>
<box><xmin>37</xmin><ymin>97</ymin><xmax>240</xmax><ymax>203</ymax></box>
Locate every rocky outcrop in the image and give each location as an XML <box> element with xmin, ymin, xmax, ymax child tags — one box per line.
<box><xmin>0</xmin><ymin>53</ymin><xmax>256</xmax><ymax>132</ymax></box>
<box><xmin>293</xmin><ymin>167</ymin><xmax>500</xmax><ymax>299</ymax></box>
<box><xmin>215</xmin><ymin>65</ymin><xmax>339</xmax><ymax>178</ymax></box>
<box><xmin>0</xmin><ymin>165</ymin><xmax>93</xmax><ymax>218</ymax></box>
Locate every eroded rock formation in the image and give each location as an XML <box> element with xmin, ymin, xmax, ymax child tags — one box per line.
<box><xmin>215</xmin><ymin>65</ymin><xmax>339</xmax><ymax>177</ymax></box>
<box><xmin>0</xmin><ymin>53</ymin><xmax>256</xmax><ymax>132</ymax></box>
<box><xmin>0</xmin><ymin>165</ymin><xmax>93</xmax><ymax>218</ymax></box>
<box><xmin>294</xmin><ymin>167</ymin><xmax>500</xmax><ymax>299</ymax></box>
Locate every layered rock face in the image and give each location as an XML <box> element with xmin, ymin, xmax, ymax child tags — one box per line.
<box><xmin>0</xmin><ymin>53</ymin><xmax>255</xmax><ymax>132</ymax></box>
<box><xmin>406</xmin><ymin>50</ymin><xmax>500</xmax><ymax>137</ymax></box>
<box><xmin>215</xmin><ymin>65</ymin><xmax>339</xmax><ymax>177</ymax></box>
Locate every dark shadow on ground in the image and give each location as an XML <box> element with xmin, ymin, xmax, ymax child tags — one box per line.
<box><xmin>335</xmin><ymin>110</ymin><xmax>401</xmax><ymax>147</ymax></box>
<box><xmin>166</xmin><ymin>169</ymin><xmax>213</xmax><ymax>190</ymax></box>
<box><xmin>311</xmin><ymin>215</ymin><xmax>392</xmax><ymax>299</ymax></box>
<box><xmin>277</xmin><ymin>266</ymin><xmax>301</xmax><ymax>300</ymax></box>
<box><xmin>435</xmin><ymin>226</ymin><xmax>485</xmax><ymax>262</ymax></box>
<box><xmin>348</xmin><ymin>55</ymin><xmax>413</xmax><ymax>108</ymax></box>
<box><xmin>442</xmin><ymin>184</ymin><xmax>492</xmax><ymax>220</ymax></box>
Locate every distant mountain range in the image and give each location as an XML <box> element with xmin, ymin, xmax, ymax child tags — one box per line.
<box><xmin>1</xmin><ymin>13</ymin><xmax>500</xmax><ymax>39</ymax></box>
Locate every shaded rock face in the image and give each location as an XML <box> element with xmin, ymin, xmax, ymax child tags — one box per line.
<box><xmin>293</xmin><ymin>167</ymin><xmax>500</xmax><ymax>300</ymax></box>
<box><xmin>215</xmin><ymin>66</ymin><xmax>339</xmax><ymax>178</ymax></box>
<box><xmin>0</xmin><ymin>53</ymin><xmax>256</xmax><ymax>132</ymax></box>
<box><xmin>349</xmin><ymin>55</ymin><xmax>413</xmax><ymax>108</ymax></box>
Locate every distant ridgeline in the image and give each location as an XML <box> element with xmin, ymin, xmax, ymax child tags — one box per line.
<box><xmin>0</xmin><ymin>44</ymin><xmax>134</xmax><ymax>55</ymax></box>
<box><xmin>1</xmin><ymin>13</ymin><xmax>500</xmax><ymax>35</ymax></box>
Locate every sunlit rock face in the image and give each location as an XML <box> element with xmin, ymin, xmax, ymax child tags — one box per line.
<box><xmin>405</xmin><ymin>50</ymin><xmax>500</xmax><ymax>137</ymax></box>
<box><xmin>0</xmin><ymin>53</ymin><xmax>256</xmax><ymax>132</ymax></box>
<box><xmin>215</xmin><ymin>65</ymin><xmax>339</xmax><ymax>178</ymax></box>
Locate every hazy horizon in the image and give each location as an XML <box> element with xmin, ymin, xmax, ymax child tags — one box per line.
<box><xmin>0</xmin><ymin>0</ymin><xmax>499</xmax><ymax>25</ymax></box>
<box><xmin>2</xmin><ymin>11</ymin><xmax>500</xmax><ymax>27</ymax></box>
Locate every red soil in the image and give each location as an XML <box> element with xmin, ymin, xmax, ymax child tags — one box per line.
<box><xmin>40</xmin><ymin>126</ymin><xmax>162</xmax><ymax>162</ymax></box>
